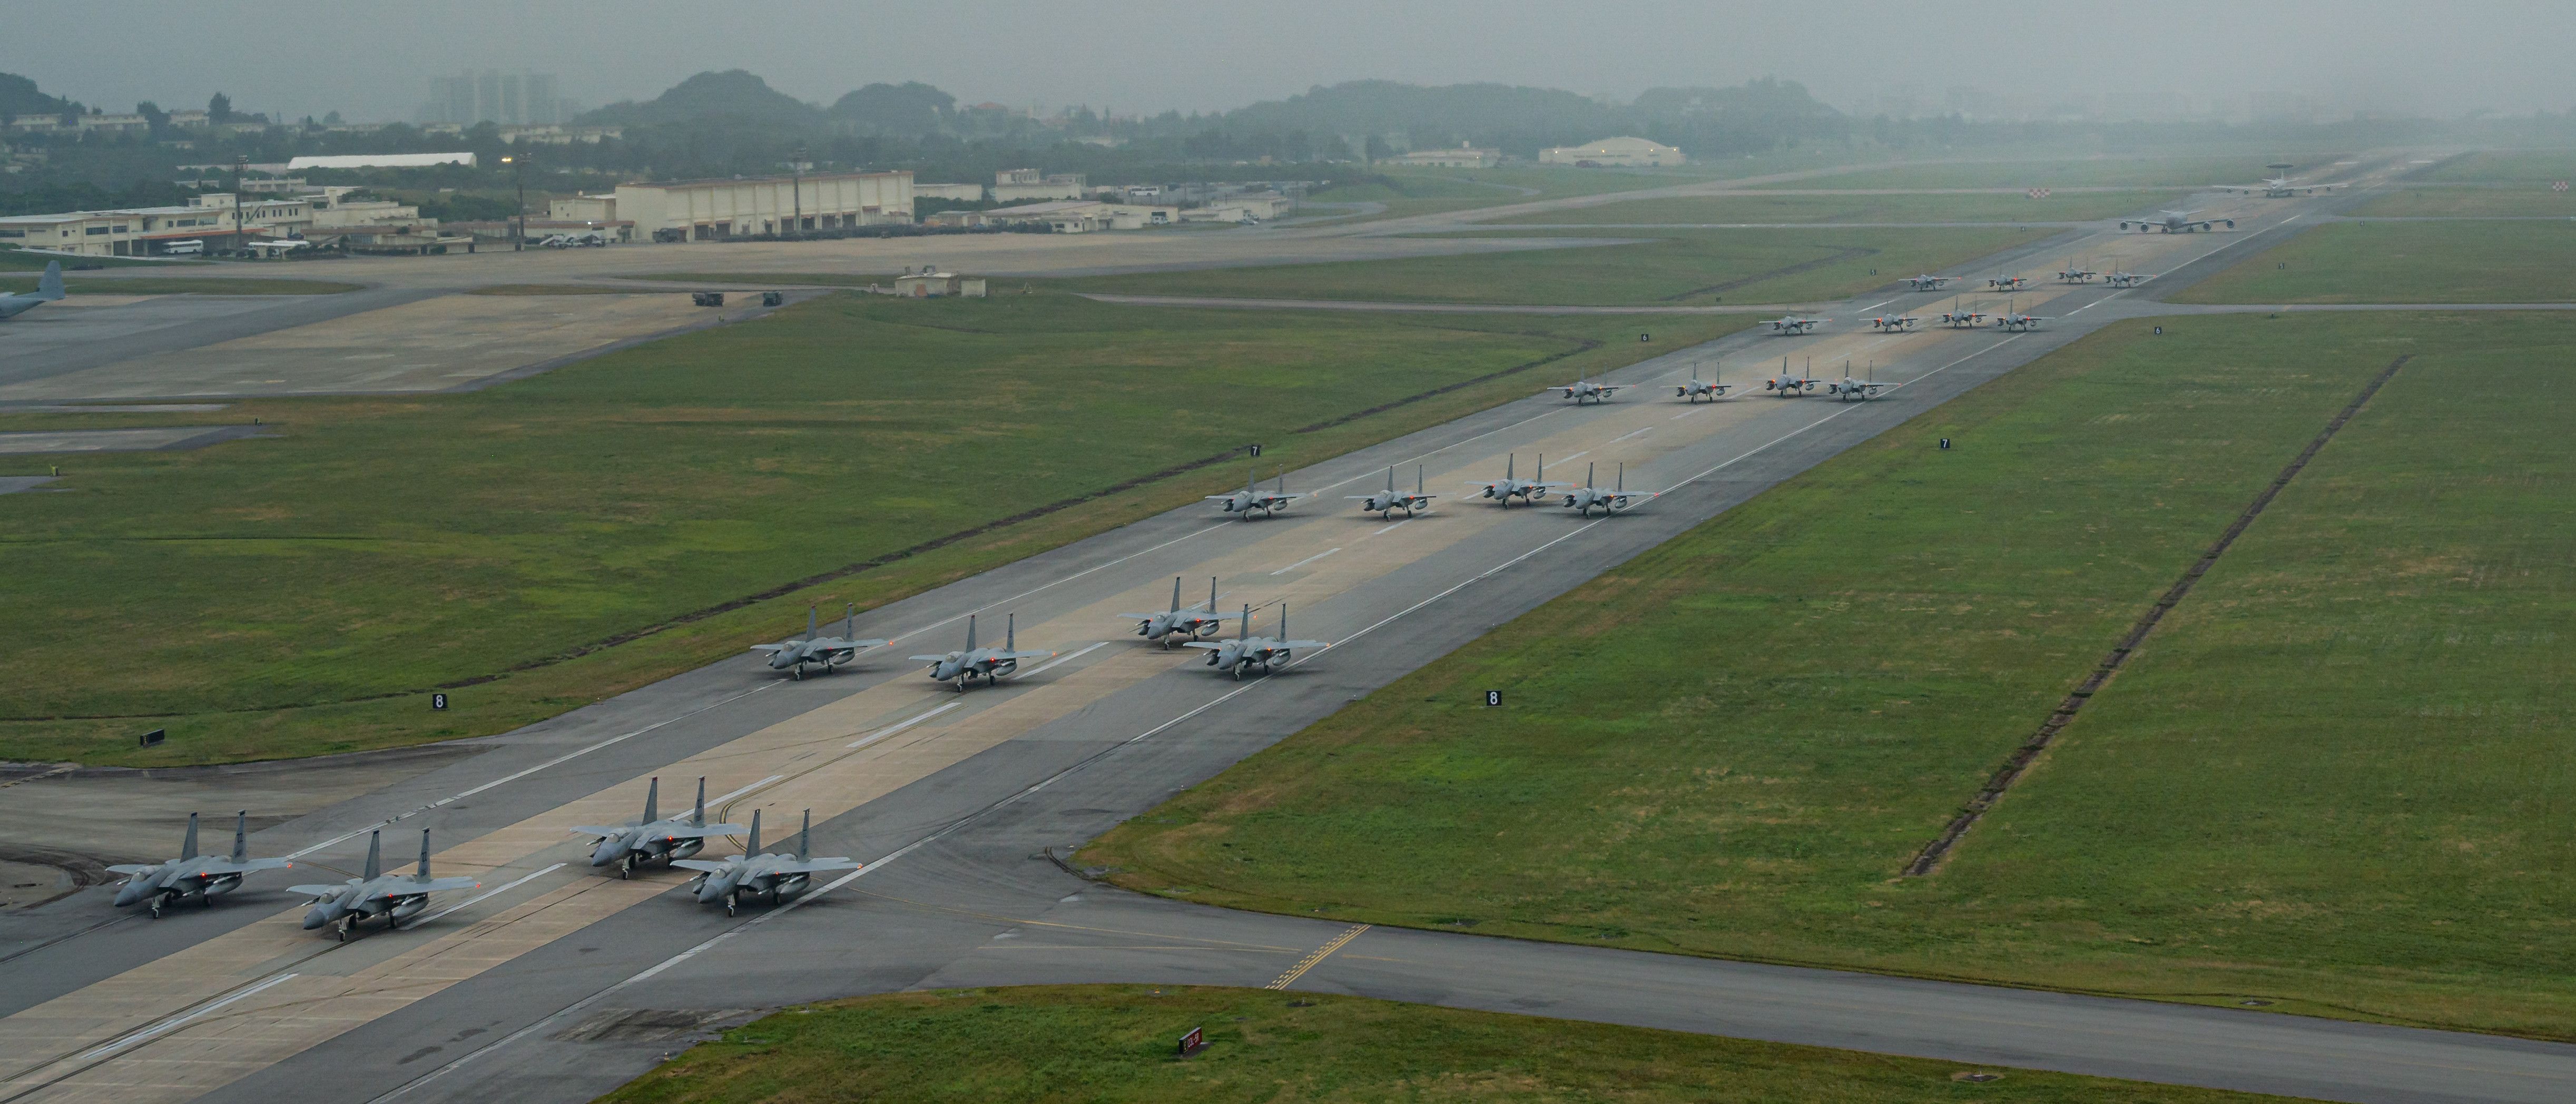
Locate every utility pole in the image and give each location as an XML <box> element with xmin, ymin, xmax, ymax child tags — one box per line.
<box><xmin>231</xmin><ymin>154</ymin><xmax>247</xmax><ymax>253</ymax></box>
<box><xmin>790</xmin><ymin>143</ymin><xmax>807</xmax><ymax>239</ymax></box>
<box><xmin>502</xmin><ymin>153</ymin><xmax>527</xmax><ymax>250</ymax></box>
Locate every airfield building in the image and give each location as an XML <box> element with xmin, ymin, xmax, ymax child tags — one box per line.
<box><xmin>1382</xmin><ymin>145</ymin><xmax>1501</xmax><ymax>169</ymax></box>
<box><xmin>612</xmin><ymin>170</ymin><xmax>914</xmax><ymax>240</ymax></box>
<box><xmin>1538</xmin><ymin>136</ymin><xmax>1686</xmax><ymax>167</ymax></box>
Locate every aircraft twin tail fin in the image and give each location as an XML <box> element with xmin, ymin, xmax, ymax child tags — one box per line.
<box><xmin>181</xmin><ymin>812</ymin><xmax>201</xmax><ymax>861</ymax></box>
<box><xmin>38</xmin><ymin>260</ymin><xmax>65</xmax><ymax>301</ymax></box>
<box><xmin>362</xmin><ymin>831</ymin><xmax>384</xmax><ymax>881</ymax></box>
<box><xmin>232</xmin><ymin>810</ymin><xmax>251</xmax><ymax>863</ymax></box>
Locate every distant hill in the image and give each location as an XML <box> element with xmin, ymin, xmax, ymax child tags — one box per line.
<box><xmin>579</xmin><ymin>70</ymin><xmax>818</xmax><ymax>128</ymax></box>
<box><xmin>829</xmin><ymin>82</ymin><xmax>956</xmax><ymax>135</ymax></box>
<box><xmin>0</xmin><ymin>72</ymin><xmax>78</xmax><ymax>120</ymax></box>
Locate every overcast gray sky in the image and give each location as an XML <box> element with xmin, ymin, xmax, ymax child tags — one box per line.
<box><xmin>16</xmin><ymin>1</ymin><xmax>2573</xmax><ymax>123</ymax></box>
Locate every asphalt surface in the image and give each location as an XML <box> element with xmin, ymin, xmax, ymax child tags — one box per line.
<box><xmin>8</xmin><ymin>153</ymin><xmax>2572</xmax><ymax>1104</ymax></box>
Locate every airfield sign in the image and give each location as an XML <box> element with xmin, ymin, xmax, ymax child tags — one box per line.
<box><xmin>2026</xmin><ymin>187</ymin><xmax>2051</xmax><ymax>199</ymax></box>
<box><xmin>2556</xmin><ymin>181</ymin><xmax>2570</xmax><ymax>192</ymax></box>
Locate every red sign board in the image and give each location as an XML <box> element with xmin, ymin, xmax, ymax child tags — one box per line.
<box><xmin>1177</xmin><ymin>1026</ymin><xmax>1207</xmax><ymax>1057</ymax></box>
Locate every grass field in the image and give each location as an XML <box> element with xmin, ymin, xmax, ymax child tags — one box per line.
<box><xmin>1483</xmin><ymin>190</ymin><xmax>2187</xmax><ymax>225</ymax></box>
<box><xmin>1801</xmin><ymin>154</ymin><xmax>2333</xmax><ymax>191</ymax></box>
<box><xmin>2353</xmin><ymin>187</ymin><xmax>2576</xmax><ymax>218</ymax></box>
<box><xmin>599</xmin><ymin>985</ymin><xmax>2306</xmax><ymax>1104</ymax></box>
<box><xmin>2420</xmin><ymin>150</ymin><xmax>2576</xmax><ymax>184</ymax></box>
<box><xmin>463</xmin><ymin>283</ymin><xmax>651</xmax><ymax>295</ymax></box>
<box><xmin>1062</xmin><ymin>227</ymin><xmax>2049</xmax><ymax>306</ymax></box>
<box><xmin>0</xmin><ymin>293</ymin><xmax>1751</xmax><ymax>766</ymax></box>
<box><xmin>0</xmin><ymin>275</ymin><xmax>358</xmax><ymax>295</ymax></box>
<box><xmin>2171</xmin><ymin>220</ymin><xmax>2576</xmax><ymax>303</ymax></box>
<box><xmin>1305</xmin><ymin>153</ymin><xmax>1881</xmax><ymax>224</ymax></box>
<box><xmin>1086</xmin><ymin>312</ymin><xmax>2576</xmax><ymax>1038</ymax></box>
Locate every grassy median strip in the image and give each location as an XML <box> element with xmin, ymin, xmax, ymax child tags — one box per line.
<box><xmin>2170</xmin><ymin>220</ymin><xmax>2576</xmax><ymax>304</ymax></box>
<box><xmin>2352</xmin><ymin>187</ymin><xmax>2576</xmax><ymax>218</ymax></box>
<box><xmin>0</xmin><ymin>292</ymin><xmax>1749</xmax><ymax>766</ymax></box>
<box><xmin>1483</xmin><ymin>190</ymin><xmax>2186</xmax><ymax>226</ymax></box>
<box><xmin>598</xmin><ymin>985</ymin><xmax>2308</xmax><ymax>1104</ymax></box>
<box><xmin>1801</xmin><ymin>154</ymin><xmax>2332</xmax><ymax>191</ymax></box>
<box><xmin>1086</xmin><ymin>312</ymin><xmax>2576</xmax><ymax>1037</ymax></box>
<box><xmin>1063</xmin><ymin>227</ymin><xmax>2049</xmax><ymax>306</ymax></box>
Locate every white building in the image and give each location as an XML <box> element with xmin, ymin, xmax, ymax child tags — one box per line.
<box><xmin>0</xmin><ymin>193</ymin><xmax>310</xmax><ymax>257</ymax></box>
<box><xmin>1383</xmin><ymin>145</ymin><xmax>1500</xmax><ymax>169</ymax></box>
<box><xmin>990</xmin><ymin>168</ymin><xmax>1086</xmax><ymax>203</ymax></box>
<box><xmin>915</xmin><ymin>182</ymin><xmax>986</xmax><ymax>202</ymax></box>
<box><xmin>952</xmin><ymin>200</ymin><xmax>1175</xmax><ymax>232</ymax></box>
<box><xmin>613</xmin><ymin>171</ymin><xmax>913</xmax><ymax>240</ymax></box>
<box><xmin>1538</xmin><ymin>136</ymin><xmax>1686</xmax><ymax>167</ymax></box>
<box><xmin>286</xmin><ymin>152</ymin><xmax>477</xmax><ymax>171</ymax></box>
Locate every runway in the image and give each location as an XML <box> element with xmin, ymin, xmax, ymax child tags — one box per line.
<box><xmin>8</xmin><ymin>154</ymin><xmax>2565</xmax><ymax>1104</ymax></box>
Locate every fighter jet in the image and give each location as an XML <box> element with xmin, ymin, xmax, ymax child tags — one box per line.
<box><xmin>1119</xmin><ymin>575</ymin><xmax>1240</xmax><ymax>647</ymax></box>
<box><xmin>2105</xmin><ymin>268</ymin><xmax>2152</xmax><ymax>288</ymax></box>
<box><xmin>749</xmin><ymin>605</ymin><xmax>889</xmax><ymax>679</ymax></box>
<box><xmin>1823</xmin><ymin>361</ymin><xmax>1891</xmax><ymax>402</ymax></box>
<box><xmin>107</xmin><ymin>811</ymin><xmax>292</xmax><ymax>918</ymax></box>
<box><xmin>1993</xmin><ymin>304</ymin><xmax>2050</xmax><ymax>332</ymax></box>
<box><xmin>908</xmin><ymin>613</ymin><xmax>1055</xmax><ymax>691</ymax></box>
<box><xmin>2121</xmin><ymin>209</ymin><xmax>2235</xmax><ymax>233</ymax></box>
<box><xmin>292</xmin><ymin>829</ymin><xmax>478</xmax><ymax>941</ymax></box>
<box><xmin>1186</xmin><ymin>603</ymin><xmax>1328</xmax><ymax>679</ymax></box>
<box><xmin>673</xmin><ymin>808</ymin><xmax>859</xmax><ymax>916</ymax></box>
<box><xmin>1547</xmin><ymin>377</ymin><xmax>1621</xmax><ymax>405</ymax></box>
<box><xmin>1901</xmin><ymin>274</ymin><xmax>1954</xmax><ymax>292</ymax></box>
<box><xmin>1763</xmin><ymin>358</ymin><xmax>1821</xmax><ymax>397</ymax></box>
<box><xmin>1561</xmin><ymin>462</ymin><xmax>1648</xmax><ymax>517</ymax></box>
<box><xmin>1466</xmin><ymin>453</ymin><xmax>1569</xmax><ymax>507</ymax></box>
<box><xmin>1347</xmin><ymin>464</ymin><xmax>1437</xmax><ymax>519</ymax></box>
<box><xmin>1675</xmin><ymin>364</ymin><xmax>1730</xmax><ymax>402</ymax></box>
<box><xmin>1863</xmin><ymin>312</ymin><xmax>1919</xmax><ymax>331</ymax></box>
<box><xmin>569</xmin><ymin>776</ymin><xmax>748</xmax><ymax>878</ymax></box>
<box><xmin>2056</xmin><ymin>260</ymin><xmax>2098</xmax><ymax>284</ymax></box>
<box><xmin>1765</xmin><ymin>314</ymin><xmax>1826</xmax><ymax>335</ymax></box>
<box><xmin>0</xmin><ymin>260</ymin><xmax>66</xmax><ymax>320</ymax></box>
<box><xmin>1936</xmin><ymin>301</ymin><xmax>1988</xmax><ymax>329</ymax></box>
<box><xmin>1987</xmin><ymin>274</ymin><xmax>2030</xmax><ymax>291</ymax></box>
<box><xmin>2224</xmin><ymin>175</ymin><xmax>2339</xmax><ymax>198</ymax></box>
<box><xmin>1207</xmin><ymin>468</ymin><xmax>1304</xmax><ymax>520</ymax></box>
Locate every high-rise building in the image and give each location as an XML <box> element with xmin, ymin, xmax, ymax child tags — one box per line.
<box><xmin>417</xmin><ymin>71</ymin><xmax>572</xmax><ymax>126</ymax></box>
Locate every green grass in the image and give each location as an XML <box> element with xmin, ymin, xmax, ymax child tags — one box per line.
<box><xmin>2353</xmin><ymin>187</ymin><xmax>2576</xmax><ymax>218</ymax></box>
<box><xmin>0</xmin><ymin>275</ymin><xmax>358</xmax><ymax>295</ymax></box>
<box><xmin>0</xmin><ymin>292</ymin><xmax>1751</xmax><ymax>766</ymax></box>
<box><xmin>1062</xmin><ymin>228</ymin><xmax>2049</xmax><ymax>306</ymax></box>
<box><xmin>598</xmin><ymin>985</ymin><xmax>2309</xmax><ymax>1104</ymax></box>
<box><xmin>1801</xmin><ymin>154</ymin><xmax>2334</xmax><ymax>191</ymax></box>
<box><xmin>463</xmin><ymin>284</ymin><xmax>658</xmax><ymax>295</ymax></box>
<box><xmin>1484</xmin><ymin>190</ymin><xmax>2188</xmax><ymax>225</ymax></box>
<box><xmin>2171</xmin><ymin>220</ymin><xmax>2576</xmax><ymax>303</ymax></box>
<box><xmin>1085</xmin><ymin>312</ymin><xmax>2576</xmax><ymax>1038</ymax></box>
<box><xmin>2419</xmin><ymin>150</ymin><xmax>2576</xmax><ymax>184</ymax></box>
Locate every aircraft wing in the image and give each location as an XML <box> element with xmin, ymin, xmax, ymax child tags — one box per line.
<box><xmin>1273</xmin><ymin>640</ymin><xmax>1331</xmax><ymax>652</ymax></box>
<box><xmin>670</xmin><ymin>859</ymin><xmax>734</xmax><ymax>874</ymax></box>
<box><xmin>1115</xmin><ymin>612</ymin><xmax>1164</xmax><ymax>620</ymax></box>
<box><xmin>288</xmin><ymin>883</ymin><xmax>349</xmax><ymax>898</ymax></box>
<box><xmin>1180</xmin><ymin>641</ymin><xmax>1225</xmax><ymax>650</ymax></box>
<box><xmin>660</xmin><ymin>823</ymin><xmax>749</xmax><ymax>839</ymax></box>
<box><xmin>106</xmin><ymin>864</ymin><xmax>162</xmax><ymax>876</ymax></box>
<box><xmin>1203</xmin><ymin>494</ymin><xmax>1242</xmax><ymax>501</ymax></box>
<box><xmin>769</xmin><ymin>857</ymin><xmax>861</xmax><ymax>875</ymax></box>
<box><xmin>1529</xmin><ymin>480</ymin><xmax>1575</xmax><ymax>491</ymax></box>
<box><xmin>570</xmin><ymin>825</ymin><xmax>630</xmax><ymax>838</ymax></box>
<box><xmin>405</xmin><ymin>876</ymin><xmax>480</xmax><ymax>893</ymax></box>
<box><xmin>998</xmin><ymin>649</ymin><xmax>1057</xmax><ymax>662</ymax></box>
<box><xmin>906</xmin><ymin>655</ymin><xmax>952</xmax><ymax>663</ymax></box>
<box><xmin>748</xmin><ymin>644</ymin><xmax>786</xmax><ymax>654</ymax></box>
<box><xmin>203</xmin><ymin>857</ymin><xmax>292</xmax><ymax>875</ymax></box>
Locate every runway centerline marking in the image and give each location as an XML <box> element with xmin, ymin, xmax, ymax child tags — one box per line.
<box><xmin>1267</xmin><ymin>924</ymin><xmax>1371</xmax><ymax>990</ymax></box>
<box><xmin>1370</xmin><ymin>519</ymin><xmax>1412</xmax><ymax>537</ymax></box>
<box><xmin>1269</xmin><ymin>547</ymin><xmax>1342</xmax><ymax>575</ymax></box>
<box><xmin>1608</xmin><ymin>427</ymin><xmax>1651</xmax><ymax>443</ymax></box>
<box><xmin>1011</xmin><ymin>641</ymin><xmax>1107</xmax><ymax>681</ymax></box>
<box><xmin>707</xmin><ymin>775</ymin><xmax>785</xmax><ymax>806</ymax></box>
<box><xmin>846</xmin><ymin>702</ymin><xmax>963</xmax><ymax>749</ymax></box>
<box><xmin>77</xmin><ymin>972</ymin><xmax>300</xmax><ymax>1062</ymax></box>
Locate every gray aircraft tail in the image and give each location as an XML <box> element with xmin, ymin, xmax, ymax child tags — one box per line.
<box><xmin>1005</xmin><ymin>613</ymin><xmax>1016</xmax><ymax>652</ymax></box>
<box><xmin>232</xmin><ymin>810</ymin><xmax>250</xmax><ymax>863</ymax></box>
<box><xmin>1208</xmin><ymin>576</ymin><xmax>1219</xmax><ymax>613</ymax></box>
<box><xmin>797</xmin><ymin>809</ymin><xmax>812</xmax><ymax>861</ymax></box>
<box><xmin>417</xmin><ymin>829</ymin><xmax>433</xmax><ymax>878</ymax></box>
<box><xmin>37</xmin><ymin>260</ymin><xmax>64</xmax><ymax>301</ymax></box>
<box><xmin>693</xmin><ymin>776</ymin><xmax>709</xmax><ymax>826</ymax></box>
<box><xmin>746</xmin><ymin>809</ymin><xmax>763</xmax><ymax>856</ymax></box>
<box><xmin>362</xmin><ymin>831</ymin><xmax>384</xmax><ymax>880</ymax></box>
<box><xmin>806</xmin><ymin>606</ymin><xmax>817</xmax><ymax>639</ymax></box>
<box><xmin>965</xmin><ymin>614</ymin><xmax>976</xmax><ymax>653</ymax></box>
<box><xmin>1239</xmin><ymin>604</ymin><xmax>1251</xmax><ymax>640</ymax></box>
<box><xmin>1616</xmin><ymin>462</ymin><xmax>1625</xmax><ymax>493</ymax></box>
<box><xmin>844</xmin><ymin>603</ymin><xmax>857</xmax><ymax>639</ymax></box>
<box><xmin>643</xmin><ymin>776</ymin><xmax>660</xmax><ymax>824</ymax></box>
<box><xmin>1280</xmin><ymin>603</ymin><xmax>1289</xmax><ymax>642</ymax></box>
<box><xmin>181</xmin><ymin>812</ymin><xmax>201</xmax><ymax>861</ymax></box>
<box><xmin>1169</xmin><ymin>575</ymin><xmax>1183</xmax><ymax>614</ymax></box>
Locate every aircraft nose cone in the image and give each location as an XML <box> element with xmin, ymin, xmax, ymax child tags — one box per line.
<box><xmin>591</xmin><ymin>839</ymin><xmax>623</xmax><ymax>866</ymax></box>
<box><xmin>302</xmin><ymin>903</ymin><xmax>333</xmax><ymax>929</ymax></box>
<box><xmin>115</xmin><ymin>881</ymin><xmax>148</xmax><ymax>906</ymax></box>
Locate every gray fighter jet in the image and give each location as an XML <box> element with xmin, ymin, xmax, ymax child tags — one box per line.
<box><xmin>1936</xmin><ymin>299</ymin><xmax>1987</xmax><ymax>328</ymax></box>
<box><xmin>1676</xmin><ymin>364</ymin><xmax>1730</xmax><ymax>402</ymax></box>
<box><xmin>1987</xmin><ymin>274</ymin><xmax>2030</xmax><ymax>291</ymax></box>
<box><xmin>2056</xmin><ymin>260</ymin><xmax>2098</xmax><ymax>283</ymax></box>
<box><xmin>750</xmin><ymin>604</ymin><xmax>889</xmax><ymax>679</ymax></box>
<box><xmin>0</xmin><ymin>261</ymin><xmax>66</xmax><ymax>320</ymax></box>
<box><xmin>1901</xmin><ymin>274</ymin><xmax>1954</xmax><ymax>291</ymax></box>
<box><xmin>2105</xmin><ymin>268</ymin><xmax>2151</xmax><ymax>288</ymax></box>
<box><xmin>2121</xmin><ymin>209</ymin><xmax>2235</xmax><ymax>233</ymax></box>
<box><xmin>1863</xmin><ymin>312</ymin><xmax>1919</xmax><ymax>331</ymax></box>
<box><xmin>1348</xmin><ymin>464</ymin><xmax>1437</xmax><ymax>518</ymax></box>
<box><xmin>1763</xmin><ymin>357</ymin><xmax>1821</xmax><ymax>397</ymax></box>
<box><xmin>1546</xmin><ymin>376</ymin><xmax>1621</xmax><ymax>405</ymax></box>
<box><xmin>1186</xmin><ymin>603</ymin><xmax>1328</xmax><ymax>679</ymax></box>
<box><xmin>1207</xmin><ymin>468</ymin><xmax>1305</xmax><ymax>519</ymax></box>
<box><xmin>1993</xmin><ymin>303</ymin><xmax>2049</xmax><ymax>332</ymax></box>
<box><xmin>673</xmin><ymin>808</ymin><xmax>859</xmax><ymax>915</ymax></box>
<box><xmin>1823</xmin><ymin>361</ymin><xmax>1891</xmax><ymax>402</ymax></box>
<box><xmin>1119</xmin><ymin>575</ymin><xmax>1240</xmax><ymax>647</ymax></box>
<box><xmin>292</xmin><ymin>829</ymin><xmax>478</xmax><ymax>941</ymax></box>
<box><xmin>571</xmin><ymin>776</ymin><xmax>748</xmax><ymax>878</ymax></box>
<box><xmin>107</xmin><ymin>811</ymin><xmax>292</xmax><ymax>918</ymax></box>
<box><xmin>1562</xmin><ymin>462</ymin><xmax>1650</xmax><ymax>517</ymax></box>
<box><xmin>909</xmin><ymin>613</ymin><xmax>1054</xmax><ymax>691</ymax></box>
<box><xmin>1466</xmin><ymin>453</ymin><xmax>1569</xmax><ymax>508</ymax></box>
<box><xmin>1765</xmin><ymin>314</ymin><xmax>1827</xmax><ymax>334</ymax></box>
